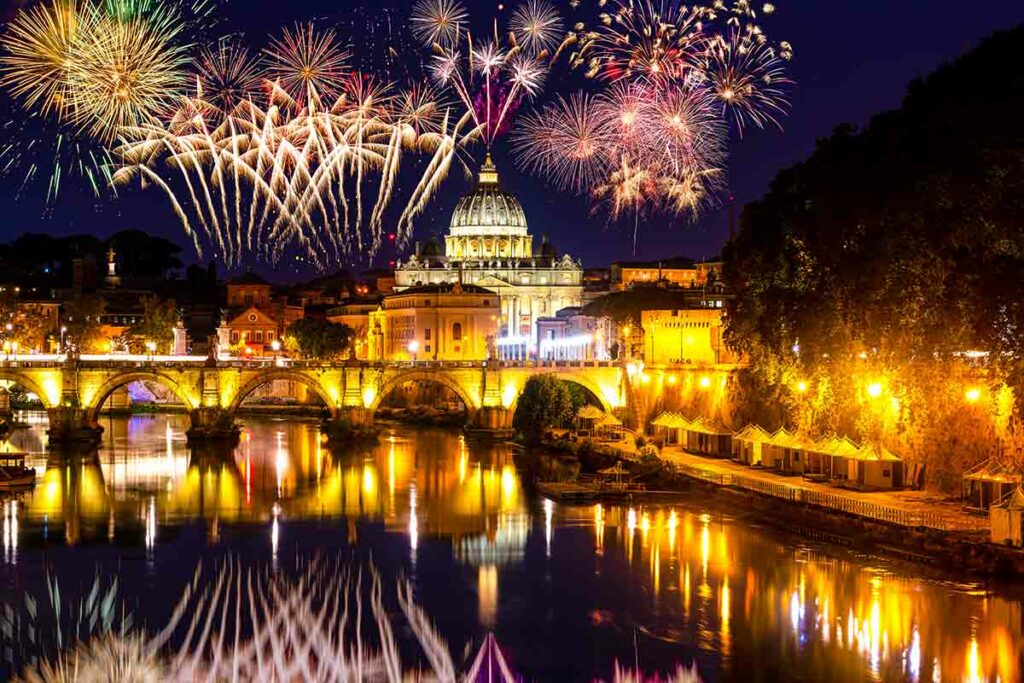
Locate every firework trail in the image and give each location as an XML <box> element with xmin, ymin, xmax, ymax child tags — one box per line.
<box><xmin>115</xmin><ymin>22</ymin><xmax>476</xmax><ymax>269</ymax></box>
<box><xmin>514</xmin><ymin>0</ymin><xmax>792</xmax><ymax>251</ymax></box>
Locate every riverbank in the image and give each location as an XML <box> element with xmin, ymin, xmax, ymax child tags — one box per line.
<box><xmin>531</xmin><ymin>434</ymin><xmax>1024</xmax><ymax>580</ymax></box>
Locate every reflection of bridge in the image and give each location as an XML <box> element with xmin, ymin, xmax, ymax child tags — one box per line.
<box><xmin>0</xmin><ymin>357</ymin><xmax>632</xmax><ymax>443</ymax></box>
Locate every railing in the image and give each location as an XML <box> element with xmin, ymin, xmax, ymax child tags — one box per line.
<box><xmin>2</xmin><ymin>356</ymin><xmax>624</xmax><ymax>371</ymax></box>
<box><xmin>671</xmin><ymin>462</ymin><xmax>972</xmax><ymax>532</ymax></box>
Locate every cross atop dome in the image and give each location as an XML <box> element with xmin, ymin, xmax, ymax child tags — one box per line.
<box><xmin>478</xmin><ymin>153</ymin><xmax>499</xmax><ymax>186</ymax></box>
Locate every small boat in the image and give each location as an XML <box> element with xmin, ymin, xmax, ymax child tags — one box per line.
<box><xmin>0</xmin><ymin>443</ymin><xmax>34</xmax><ymax>488</ymax></box>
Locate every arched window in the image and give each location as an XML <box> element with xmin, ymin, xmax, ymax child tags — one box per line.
<box><xmin>452</xmin><ymin>322</ymin><xmax>463</xmax><ymax>342</ymax></box>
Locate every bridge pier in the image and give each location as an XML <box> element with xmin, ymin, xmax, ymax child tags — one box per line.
<box><xmin>322</xmin><ymin>407</ymin><xmax>378</xmax><ymax>443</ymax></box>
<box><xmin>467</xmin><ymin>407</ymin><xmax>514</xmax><ymax>439</ymax></box>
<box><xmin>46</xmin><ymin>407</ymin><xmax>103</xmax><ymax>447</ymax></box>
<box><xmin>186</xmin><ymin>407</ymin><xmax>240</xmax><ymax>444</ymax></box>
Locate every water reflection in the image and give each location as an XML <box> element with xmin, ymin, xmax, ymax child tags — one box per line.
<box><xmin>0</xmin><ymin>413</ymin><xmax>1020</xmax><ymax>681</ymax></box>
<box><xmin>560</xmin><ymin>504</ymin><xmax>1022</xmax><ymax>682</ymax></box>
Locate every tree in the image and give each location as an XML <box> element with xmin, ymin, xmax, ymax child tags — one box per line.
<box><xmin>513</xmin><ymin>374</ymin><xmax>574</xmax><ymax>443</ymax></box>
<box><xmin>722</xmin><ymin>26</ymin><xmax>1024</xmax><ymax>489</ymax></box>
<box><xmin>0</xmin><ymin>294</ymin><xmax>49</xmax><ymax>352</ymax></box>
<box><xmin>285</xmin><ymin>318</ymin><xmax>353</xmax><ymax>359</ymax></box>
<box><xmin>62</xmin><ymin>295</ymin><xmax>107</xmax><ymax>353</ymax></box>
<box><xmin>125</xmin><ymin>296</ymin><xmax>181</xmax><ymax>354</ymax></box>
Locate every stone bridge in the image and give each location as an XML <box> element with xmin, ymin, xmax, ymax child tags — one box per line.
<box><xmin>0</xmin><ymin>357</ymin><xmax>633</xmax><ymax>444</ymax></box>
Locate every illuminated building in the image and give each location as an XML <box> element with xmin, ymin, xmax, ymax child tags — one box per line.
<box><xmin>534</xmin><ymin>307</ymin><xmax>617</xmax><ymax>361</ymax></box>
<box><xmin>610</xmin><ymin>257</ymin><xmax>723</xmax><ymax>292</ymax></box>
<box><xmin>218</xmin><ymin>273</ymin><xmax>303</xmax><ymax>356</ymax></box>
<box><xmin>640</xmin><ymin>308</ymin><xmax>737</xmax><ymax>366</ymax></box>
<box><xmin>394</xmin><ymin>156</ymin><xmax>583</xmax><ymax>345</ymax></box>
<box><xmin>366</xmin><ymin>283</ymin><xmax>499</xmax><ymax>362</ymax></box>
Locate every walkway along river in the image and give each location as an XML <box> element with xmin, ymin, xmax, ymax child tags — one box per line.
<box><xmin>0</xmin><ymin>413</ymin><xmax>1020</xmax><ymax>680</ymax></box>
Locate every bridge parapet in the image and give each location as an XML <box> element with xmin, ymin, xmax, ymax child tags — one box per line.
<box><xmin>0</xmin><ymin>357</ymin><xmax>648</xmax><ymax>444</ymax></box>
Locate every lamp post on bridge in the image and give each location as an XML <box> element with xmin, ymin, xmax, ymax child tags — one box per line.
<box><xmin>146</xmin><ymin>340</ymin><xmax>157</xmax><ymax>361</ymax></box>
<box><xmin>408</xmin><ymin>340</ymin><xmax>419</xmax><ymax>363</ymax></box>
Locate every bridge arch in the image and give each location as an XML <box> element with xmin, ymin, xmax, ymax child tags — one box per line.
<box><xmin>0</xmin><ymin>370</ymin><xmax>57</xmax><ymax>409</ymax></box>
<box><xmin>505</xmin><ymin>371</ymin><xmax>614</xmax><ymax>417</ymax></box>
<box><xmin>228</xmin><ymin>369</ymin><xmax>338</xmax><ymax>418</ymax></box>
<box><xmin>85</xmin><ymin>371</ymin><xmax>198</xmax><ymax>423</ymax></box>
<box><xmin>370</xmin><ymin>370</ymin><xmax>477</xmax><ymax>415</ymax></box>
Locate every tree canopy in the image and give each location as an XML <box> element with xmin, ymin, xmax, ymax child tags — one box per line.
<box><xmin>724</xmin><ymin>26</ymin><xmax>1024</xmax><ymax>376</ymax></box>
<box><xmin>285</xmin><ymin>318</ymin><xmax>353</xmax><ymax>359</ymax></box>
<box><xmin>513</xmin><ymin>374</ymin><xmax>575</xmax><ymax>443</ymax></box>
<box><xmin>720</xmin><ymin>26</ymin><xmax>1024</xmax><ymax>486</ymax></box>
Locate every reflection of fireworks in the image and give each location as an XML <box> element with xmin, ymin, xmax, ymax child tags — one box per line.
<box><xmin>115</xmin><ymin>36</ymin><xmax>474</xmax><ymax>268</ymax></box>
<box><xmin>413</xmin><ymin>0</ymin><xmax>565</xmax><ymax>148</ymax></box>
<box><xmin>15</xmin><ymin>558</ymin><xmax>703</xmax><ymax>682</ymax></box>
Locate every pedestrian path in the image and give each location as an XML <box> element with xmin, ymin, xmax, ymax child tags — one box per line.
<box><xmin>659</xmin><ymin>446</ymin><xmax>988</xmax><ymax>533</ymax></box>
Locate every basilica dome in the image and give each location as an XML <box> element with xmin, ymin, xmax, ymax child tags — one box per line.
<box><xmin>449</xmin><ymin>155</ymin><xmax>529</xmax><ymax>237</ymax></box>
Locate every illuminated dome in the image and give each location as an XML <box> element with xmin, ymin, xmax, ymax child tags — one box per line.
<box><xmin>449</xmin><ymin>155</ymin><xmax>528</xmax><ymax>237</ymax></box>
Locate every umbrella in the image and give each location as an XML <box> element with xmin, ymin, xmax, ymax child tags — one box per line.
<box><xmin>598</xmin><ymin>461</ymin><xmax>630</xmax><ymax>483</ymax></box>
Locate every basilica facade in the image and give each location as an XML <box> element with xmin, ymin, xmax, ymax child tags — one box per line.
<box><xmin>394</xmin><ymin>156</ymin><xmax>583</xmax><ymax>350</ymax></box>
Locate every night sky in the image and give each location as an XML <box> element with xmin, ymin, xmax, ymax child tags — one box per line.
<box><xmin>0</xmin><ymin>0</ymin><xmax>1021</xmax><ymax>278</ymax></box>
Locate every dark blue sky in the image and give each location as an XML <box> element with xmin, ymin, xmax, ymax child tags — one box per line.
<box><xmin>0</xmin><ymin>0</ymin><xmax>1021</xmax><ymax>276</ymax></box>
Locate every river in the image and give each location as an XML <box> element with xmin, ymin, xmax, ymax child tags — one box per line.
<box><xmin>0</xmin><ymin>413</ymin><xmax>1019</xmax><ymax>681</ymax></box>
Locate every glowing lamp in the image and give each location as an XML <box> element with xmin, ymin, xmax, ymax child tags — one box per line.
<box><xmin>667</xmin><ymin>374</ymin><xmax>678</xmax><ymax>386</ymax></box>
<box><xmin>699</xmin><ymin>375</ymin><xmax>711</xmax><ymax>389</ymax></box>
<box><xmin>866</xmin><ymin>382</ymin><xmax>883</xmax><ymax>398</ymax></box>
<box><xmin>408</xmin><ymin>340</ymin><xmax>420</xmax><ymax>354</ymax></box>
<box><xmin>796</xmin><ymin>381</ymin><xmax>808</xmax><ymax>393</ymax></box>
<box><xmin>964</xmin><ymin>387</ymin><xmax>981</xmax><ymax>403</ymax></box>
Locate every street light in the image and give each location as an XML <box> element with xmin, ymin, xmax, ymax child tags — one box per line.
<box><xmin>796</xmin><ymin>381</ymin><xmax>808</xmax><ymax>393</ymax></box>
<box><xmin>146</xmin><ymin>340</ymin><xmax>157</xmax><ymax>359</ymax></box>
<box><xmin>60</xmin><ymin>326</ymin><xmax>67</xmax><ymax>352</ymax></box>
<box><xmin>964</xmin><ymin>387</ymin><xmax>982</xmax><ymax>403</ymax></box>
<box><xmin>866</xmin><ymin>381</ymin><xmax>883</xmax><ymax>398</ymax></box>
<box><xmin>408</xmin><ymin>339</ymin><xmax>419</xmax><ymax>361</ymax></box>
<box><xmin>271</xmin><ymin>339</ymin><xmax>281</xmax><ymax>363</ymax></box>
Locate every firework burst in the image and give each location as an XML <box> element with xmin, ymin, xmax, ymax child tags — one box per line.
<box><xmin>510</xmin><ymin>0</ymin><xmax>565</xmax><ymax>54</ymax></box>
<box><xmin>513</xmin><ymin>0</ymin><xmax>791</xmax><ymax>250</ymax></box>
<box><xmin>411</xmin><ymin>0</ymin><xmax>468</xmax><ymax>47</ymax></box>
<box><xmin>195</xmin><ymin>39</ymin><xmax>264</xmax><ymax>113</ymax></box>
<box><xmin>115</xmin><ymin>24</ymin><xmax>475</xmax><ymax>269</ymax></box>
<box><xmin>67</xmin><ymin>6</ymin><xmax>189</xmax><ymax>143</ymax></box>
<box><xmin>413</xmin><ymin>0</ymin><xmax>567</xmax><ymax>149</ymax></box>
<box><xmin>0</xmin><ymin>0</ymin><xmax>202</xmax><ymax>203</ymax></box>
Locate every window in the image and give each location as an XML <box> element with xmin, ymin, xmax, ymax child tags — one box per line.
<box><xmin>452</xmin><ymin>322</ymin><xmax>463</xmax><ymax>342</ymax></box>
<box><xmin>266</xmin><ymin>331</ymin><xmax>274</xmax><ymax>341</ymax></box>
<box><xmin>255</xmin><ymin>331</ymin><xmax>263</xmax><ymax>342</ymax></box>
<box><xmin>231</xmin><ymin>332</ymin><xmax>238</xmax><ymax>343</ymax></box>
<box><xmin>245</xmin><ymin>293</ymin><xmax>253</xmax><ymax>307</ymax></box>
<box><xmin>424</xmin><ymin>328</ymin><xmax>431</xmax><ymax>341</ymax></box>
